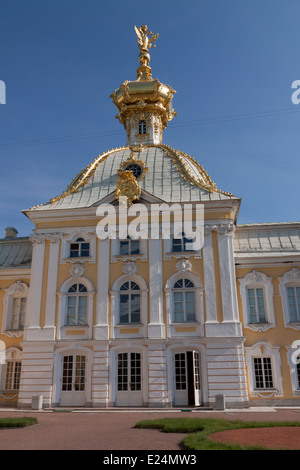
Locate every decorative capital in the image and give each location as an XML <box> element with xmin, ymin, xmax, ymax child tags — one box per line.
<box><xmin>30</xmin><ymin>233</ymin><xmax>62</xmax><ymax>244</ymax></box>
<box><xmin>48</xmin><ymin>233</ymin><xmax>62</xmax><ymax>244</ymax></box>
<box><xmin>217</xmin><ymin>223</ymin><xmax>235</xmax><ymax>236</ymax></box>
<box><xmin>30</xmin><ymin>234</ymin><xmax>46</xmax><ymax>244</ymax></box>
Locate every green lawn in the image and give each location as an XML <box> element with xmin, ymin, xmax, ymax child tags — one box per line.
<box><xmin>135</xmin><ymin>417</ymin><xmax>300</xmax><ymax>450</ymax></box>
<box><xmin>0</xmin><ymin>417</ymin><xmax>37</xmax><ymax>429</ymax></box>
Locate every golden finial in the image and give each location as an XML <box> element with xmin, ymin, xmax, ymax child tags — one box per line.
<box><xmin>134</xmin><ymin>25</ymin><xmax>159</xmax><ymax>72</ymax></box>
<box><xmin>134</xmin><ymin>25</ymin><xmax>159</xmax><ymax>52</ymax></box>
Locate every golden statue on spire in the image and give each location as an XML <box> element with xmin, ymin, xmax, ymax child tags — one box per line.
<box><xmin>134</xmin><ymin>25</ymin><xmax>159</xmax><ymax>52</ymax></box>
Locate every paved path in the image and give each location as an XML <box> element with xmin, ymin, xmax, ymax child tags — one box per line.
<box><xmin>0</xmin><ymin>407</ymin><xmax>300</xmax><ymax>450</ymax></box>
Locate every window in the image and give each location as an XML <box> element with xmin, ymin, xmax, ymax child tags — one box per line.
<box><xmin>5</xmin><ymin>360</ymin><xmax>21</xmax><ymax>390</ymax></box>
<box><xmin>172</xmin><ymin>234</ymin><xmax>194</xmax><ymax>252</ymax></box>
<box><xmin>9</xmin><ymin>297</ymin><xmax>26</xmax><ymax>330</ymax></box>
<box><xmin>253</xmin><ymin>357</ymin><xmax>274</xmax><ymax>389</ymax></box>
<box><xmin>138</xmin><ymin>120</ymin><xmax>147</xmax><ymax>135</ymax></box>
<box><xmin>66</xmin><ymin>283</ymin><xmax>88</xmax><ymax>326</ymax></box>
<box><xmin>120</xmin><ymin>236</ymin><xmax>140</xmax><ymax>255</ymax></box>
<box><xmin>247</xmin><ymin>288</ymin><xmax>266</xmax><ymax>323</ymax></box>
<box><xmin>245</xmin><ymin>342</ymin><xmax>282</xmax><ymax>397</ymax></box>
<box><xmin>70</xmin><ymin>238</ymin><xmax>90</xmax><ymax>258</ymax></box>
<box><xmin>279</xmin><ymin>269</ymin><xmax>300</xmax><ymax>329</ymax></box>
<box><xmin>297</xmin><ymin>363</ymin><xmax>300</xmax><ymax>390</ymax></box>
<box><xmin>124</xmin><ymin>163</ymin><xmax>143</xmax><ymax>179</ymax></box>
<box><xmin>287</xmin><ymin>286</ymin><xmax>300</xmax><ymax>322</ymax></box>
<box><xmin>173</xmin><ymin>278</ymin><xmax>196</xmax><ymax>322</ymax></box>
<box><xmin>119</xmin><ymin>281</ymin><xmax>141</xmax><ymax>324</ymax></box>
<box><xmin>239</xmin><ymin>271</ymin><xmax>275</xmax><ymax>331</ymax></box>
<box><xmin>2</xmin><ymin>281</ymin><xmax>29</xmax><ymax>334</ymax></box>
<box><xmin>175</xmin><ymin>353</ymin><xmax>186</xmax><ymax>390</ymax></box>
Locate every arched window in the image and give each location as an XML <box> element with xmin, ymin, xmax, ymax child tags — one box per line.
<box><xmin>2</xmin><ymin>281</ymin><xmax>29</xmax><ymax>334</ymax></box>
<box><xmin>138</xmin><ymin>120</ymin><xmax>147</xmax><ymax>135</ymax></box>
<box><xmin>70</xmin><ymin>238</ymin><xmax>90</xmax><ymax>258</ymax></box>
<box><xmin>173</xmin><ymin>278</ymin><xmax>196</xmax><ymax>322</ymax></box>
<box><xmin>66</xmin><ymin>283</ymin><xmax>88</xmax><ymax>326</ymax></box>
<box><xmin>1</xmin><ymin>348</ymin><xmax>22</xmax><ymax>391</ymax></box>
<box><xmin>238</xmin><ymin>270</ymin><xmax>275</xmax><ymax>331</ymax></box>
<box><xmin>119</xmin><ymin>281</ymin><xmax>141</xmax><ymax>324</ymax></box>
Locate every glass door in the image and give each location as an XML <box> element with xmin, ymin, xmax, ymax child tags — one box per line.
<box><xmin>60</xmin><ymin>354</ymin><xmax>86</xmax><ymax>406</ymax></box>
<box><xmin>116</xmin><ymin>352</ymin><xmax>142</xmax><ymax>406</ymax></box>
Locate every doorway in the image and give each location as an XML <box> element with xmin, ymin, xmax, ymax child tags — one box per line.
<box><xmin>60</xmin><ymin>354</ymin><xmax>86</xmax><ymax>406</ymax></box>
<box><xmin>174</xmin><ymin>351</ymin><xmax>202</xmax><ymax>406</ymax></box>
<box><xmin>116</xmin><ymin>352</ymin><xmax>143</xmax><ymax>406</ymax></box>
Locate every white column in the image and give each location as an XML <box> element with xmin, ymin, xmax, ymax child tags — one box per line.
<box><xmin>217</xmin><ymin>224</ymin><xmax>242</xmax><ymax>336</ymax></box>
<box><xmin>43</xmin><ymin>234</ymin><xmax>61</xmax><ymax>340</ymax></box>
<box><xmin>148</xmin><ymin>239</ymin><xmax>165</xmax><ymax>338</ymax></box>
<box><xmin>94</xmin><ymin>239</ymin><xmax>110</xmax><ymax>339</ymax></box>
<box><xmin>203</xmin><ymin>225</ymin><xmax>218</xmax><ymax>336</ymax></box>
<box><xmin>24</xmin><ymin>234</ymin><xmax>46</xmax><ymax>341</ymax></box>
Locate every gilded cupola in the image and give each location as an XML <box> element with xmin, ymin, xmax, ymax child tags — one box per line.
<box><xmin>110</xmin><ymin>25</ymin><xmax>177</xmax><ymax>146</ymax></box>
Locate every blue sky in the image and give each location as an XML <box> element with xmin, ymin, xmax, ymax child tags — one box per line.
<box><xmin>0</xmin><ymin>0</ymin><xmax>299</xmax><ymax>237</ymax></box>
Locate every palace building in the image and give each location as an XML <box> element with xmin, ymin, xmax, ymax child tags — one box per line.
<box><xmin>0</xmin><ymin>26</ymin><xmax>300</xmax><ymax>409</ymax></box>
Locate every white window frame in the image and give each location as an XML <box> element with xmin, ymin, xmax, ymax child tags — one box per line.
<box><xmin>138</xmin><ymin>120</ymin><xmax>147</xmax><ymax>135</ymax></box>
<box><xmin>69</xmin><ymin>238</ymin><xmax>90</xmax><ymax>259</ymax></box>
<box><xmin>164</xmin><ymin>237</ymin><xmax>202</xmax><ymax>260</ymax></box>
<box><xmin>245</xmin><ymin>342</ymin><xmax>283</xmax><ymax>398</ymax></box>
<box><xmin>0</xmin><ymin>347</ymin><xmax>22</xmax><ymax>393</ymax></box>
<box><xmin>239</xmin><ymin>270</ymin><xmax>275</xmax><ymax>331</ymax></box>
<box><xmin>60</xmin><ymin>230</ymin><xmax>96</xmax><ymax>264</ymax></box>
<box><xmin>1</xmin><ymin>281</ymin><xmax>29</xmax><ymax>337</ymax></box>
<box><xmin>65</xmin><ymin>283</ymin><xmax>88</xmax><ymax>326</ymax></box>
<box><xmin>57</xmin><ymin>276</ymin><xmax>95</xmax><ymax>340</ymax></box>
<box><xmin>119</xmin><ymin>237</ymin><xmax>140</xmax><ymax>256</ymax></box>
<box><xmin>172</xmin><ymin>278</ymin><xmax>196</xmax><ymax>323</ymax></box>
<box><xmin>279</xmin><ymin>268</ymin><xmax>300</xmax><ymax>330</ymax></box>
<box><xmin>165</xmin><ymin>271</ymin><xmax>204</xmax><ymax>337</ymax></box>
<box><xmin>110</xmin><ymin>274</ymin><xmax>148</xmax><ymax>339</ymax></box>
<box><xmin>111</xmin><ymin>238</ymin><xmax>147</xmax><ymax>262</ymax></box>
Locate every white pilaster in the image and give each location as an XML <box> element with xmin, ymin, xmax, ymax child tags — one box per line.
<box><xmin>94</xmin><ymin>239</ymin><xmax>110</xmax><ymax>339</ymax></box>
<box><xmin>24</xmin><ymin>234</ymin><xmax>46</xmax><ymax>341</ymax></box>
<box><xmin>148</xmin><ymin>239</ymin><xmax>165</xmax><ymax>338</ymax></box>
<box><xmin>43</xmin><ymin>235</ymin><xmax>61</xmax><ymax>340</ymax></box>
<box><xmin>217</xmin><ymin>224</ymin><xmax>242</xmax><ymax>336</ymax></box>
<box><xmin>203</xmin><ymin>226</ymin><xmax>218</xmax><ymax>336</ymax></box>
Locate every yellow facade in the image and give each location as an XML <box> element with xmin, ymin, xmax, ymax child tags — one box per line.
<box><xmin>0</xmin><ymin>25</ymin><xmax>299</xmax><ymax>409</ymax></box>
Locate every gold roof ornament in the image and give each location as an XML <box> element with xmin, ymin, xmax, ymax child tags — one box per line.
<box><xmin>115</xmin><ymin>170</ymin><xmax>142</xmax><ymax>207</ymax></box>
<box><xmin>134</xmin><ymin>25</ymin><xmax>159</xmax><ymax>74</ymax></box>
<box><xmin>134</xmin><ymin>25</ymin><xmax>159</xmax><ymax>53</ymax></box>
<box><xmin>110</xmin><ymin>24</ymin><xmax>177</xmax><ymax>146</ymax></box>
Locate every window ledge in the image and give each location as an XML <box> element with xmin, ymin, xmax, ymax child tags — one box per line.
<box><xmin>113</xmin><ymin>254</ymin><xmax>143</xmax><ymax>260</ymax></box>
<box><xmin>115</xmin><ymin>323</ymin><xmax>144</xmax><ymax>328</ymax></box>
<box><xmin>169</xmin><ymin>321</ymin><xmax>199</xmax><ymax>326</ymax></box>
<box><xmin>62</xmin><ymin>324</ymin><xmax>89</xmax><ymax>329</ymax></box>
<box><xmin>62</xmin><ymin>257</ymin><xmax>91</xmax><ymax>263</ymax></box>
